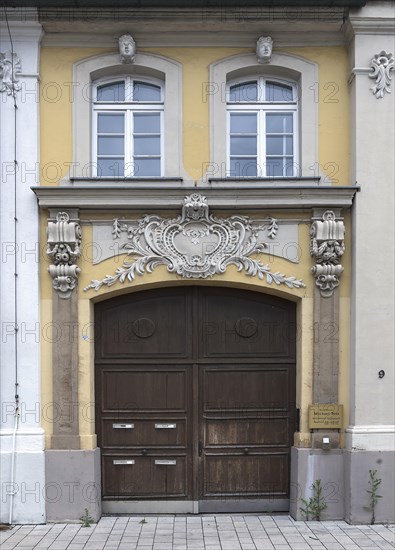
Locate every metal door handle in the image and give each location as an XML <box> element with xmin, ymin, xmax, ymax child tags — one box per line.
<box><xmin>198</xmin><ymin>441</ymin><xmax>203</xmax><ymax>456</ymax></box>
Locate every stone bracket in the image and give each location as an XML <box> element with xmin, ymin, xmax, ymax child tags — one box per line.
<box><xmin>310</xmin><ymin>209</ymin><xmax>345</xmax><ymax>297</ymax></box>
<box><xmin>47</xmin><ymin>209</ymin><xmax>81</xmax><ymax>299</ymax></box>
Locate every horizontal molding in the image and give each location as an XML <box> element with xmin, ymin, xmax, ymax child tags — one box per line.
<box><xmin>346</xmin><ymin>425</ymin><xmax>395</xmax><ymax>451</ymax></box>
<box><xmin>41</xmin><ymin>30</ymin><xmax>346</xmax><ymax>48</ymax></box>
<box><xmin>0</xmin><ymin>428</ymin><xmax>45</xmax><ymax>453</ymax></box>
<box><xmin>31</xmin><ymin>183</ymin><xmax>358</xmax><ymax>210</ymax></box>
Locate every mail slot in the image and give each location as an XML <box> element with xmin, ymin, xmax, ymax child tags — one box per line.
<box><xmin>155</xmin><ymin>459</ymin><xmax>177</xmax><ymax>465</ymax></box>
<box><xmin>113</xmin><ymin>459</ymin><xmax>135</xmax><ymax>465</ymax></box>
<box><xmin>154</xmin><ymin>423</ymin><xmax>176</xmax><ymax>429</ymax></box>
<box><xmin>112</xmin><ymin>423</ymin><xmax>134</xmax><ymax>429</ymax></box>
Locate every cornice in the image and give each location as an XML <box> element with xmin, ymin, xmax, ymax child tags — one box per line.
<box><xmin>41</xmin><ymin>30</ymin><xmax>347</xmax><ymax>48</ymax></box>
<box><xmin>31</xmin><ymin>184</ymin><xmax>359</xmax><ymax>211</ymax></box>
<box><xmin>343</xmin><ymin>16</ymin><xmax>395</xmax><ymax>41</ymax></box>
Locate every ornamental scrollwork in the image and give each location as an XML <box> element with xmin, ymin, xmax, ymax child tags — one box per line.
<box><xmin>84</xmin><ymin>194</ymin><xmax>305</xmax><ymax>292</ymax></box>
<box><xmin>47</xmin><ymin>212</ymin><xmax>82</xmax><ymax>299</ymax></box>
<box><xmin>369</xmin><ymin>51</ymin><xmax>394</xmax><ymax>99</ymax></box>
<box><xmin>310</xmin><ymin>210</ymin><xmax>345</xmax><ymax>297</ymax></box>
<box><xmin>0</xmin><ymin>50</ymin><xmax>22</xmax><ymax>96</ymax></box>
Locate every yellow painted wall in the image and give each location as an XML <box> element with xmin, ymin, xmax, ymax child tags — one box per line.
<box><xmin>39</xmin><ymin>45</ymin><xmax>352</xmax><ymax>450</ymax></box>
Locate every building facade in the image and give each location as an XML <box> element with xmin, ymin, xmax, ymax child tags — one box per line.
<box><xmin>0</xmin><ymin>0</ymin><xmax>394</xmax><ymax>524</ymax></box>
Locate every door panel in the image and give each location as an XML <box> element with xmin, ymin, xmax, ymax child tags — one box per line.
<box><xmin>96</xmin><ymin>288</ymin><xmax>192</xmax><ymax>360</ymax></box>
<box><xmin>95</xmin><ymin>286</ymin><xmax>296</xmax><ymax>509</ymax></box>
<box><xmin>199</xmin><ymin>288</ymin><xmax>295</xmax><ymax>360</ymax></box>
<box><xmin>100</xmin><ymin>368</ymin><xmax>188</xmax><ymax>412</ymax></box>
<box><xmin>101</xmin><ymin>419</ymin><xmax>187</xmax><ymax>449</ymax></box>
<box><xmin>102</xmin><ymin>455</ymin><xmax>189</xmax><ymax>498</ymax></box>
<box><xmin>203</xmin><ymin>453</ymin><xmax>289</xmax><ymax>497</ymax></box>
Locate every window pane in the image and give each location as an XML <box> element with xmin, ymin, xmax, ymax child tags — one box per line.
<box><xmin>97</xmin><ymin>158</ymin><xmax>125</xmax><ymax>177</ymax></box>
<box><xmin>266</xmin><ymin>158</ymin><xmax>284</xmax><ymax>177</ymax></box>
<box><xmin>229</xmin><ymin>81</ymin><xmax>258</xmax><ymax>102</ymax></box>
<box><xmin>97</xmin><ymin>113</ymin><xmax>124</xmax><ymax>133</ymax></box>
<box><xmin>230</xmin><ymin>136</ymin><xmax>257</xmax><ymax>155</ymax></box>
<box><xmin>134</xmin><ymin>113</ymin><xmax>161</xmax><ymax>133</ymax></box>
<box><xmin>266</xmin><ymin>113</ymin><xmax>293</xmax><ymax>133</ymax></box>
<box><xmin>230</xmin><ymin>157</ymin><xmax>257</xmax><ymax>177</ymax></box>
<box><xmin>134</xmin><ymin>136</ymin><xmax>161</xmax><ymax>155</ymax></box>
<box><xmin>266</xmin><ymin>136</ymin><xmax>284</xmax><ymax>155</ymax></box>
<box><xmin>266</xmin><ymin>158</ymin><xmax>294</xmax><ymax>177</ymax></box>
<box><xmin>97</xmin><ymin>82</ymin><xmax>125</xmax><ymax>102</ymax></box>
<box><xmin>266</xmin><ymin>81</ymin><xmax>293</xmax><ymax>102</ymax></box>
<box><xmin>134</xmin><ymin>158</ymin><xmax>161</xmax><ymax>176</ymax></box>
<box><xmin>230</xmin><ymin>113</ymin><xmax>257</xmax><ymax>133</ymax></box>
<box><xmin>286</xmin><ymin>136</ymin><xmax>293</xmax><ymax>155</ymax></box>
<box><xmin>134</xmin><ymin>81</ymin><xmax>161</xmax><ymax>102</ymax></box>
<box><xmin>98</xmin><ymin>136</ymin><xmax>124</xmax><ymax>155</ymax></box>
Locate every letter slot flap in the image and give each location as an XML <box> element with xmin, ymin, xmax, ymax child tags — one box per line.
<box><xmin>113</xmin><ymin>423</ymin><xmax>134</xmax><ymax>429</ymax></box>
<box><xmin>155</xmin><ymin>459</ymin><xmax>177</xmax><ymax>465</ymax></box>
<box><xmin>155</xmin><ymin>423</ymin><xmax>176</xmax><ymax>429</ymax></box>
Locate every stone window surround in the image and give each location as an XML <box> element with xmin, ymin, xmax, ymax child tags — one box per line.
<box><xmin>72</xmin><ymin>52</ymin><xmax>183</xmax><ymax>179</ymax></box>
<box><xmin>209</xmin><ymin>52</ymin><xmax>319</xmax><ymax>180</ymax></box>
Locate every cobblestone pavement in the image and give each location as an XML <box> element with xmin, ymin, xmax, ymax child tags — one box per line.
<box><xmin>1</xmin><ymin>516</ymin><xmax>394</xmax><ymax>550</ymax></box>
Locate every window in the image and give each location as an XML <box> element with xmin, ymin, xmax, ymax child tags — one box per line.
<box><xmin>72</xmin><ymin>52</ymin><xmax>185</xmax><ymax>179</ymax></box>
<box><xmin>209</xmin><ymin>52</ymin><xmax>318</xmax><ymax>181</ymax></box>
<box><xmin>93</xmin><ymin>77</ymin><xmax>164</xmax><ymax>177</ymax></box>
<box><xmin>227</xmin><ymin>77</ymin><xmax>298</xmax><ymax>177</ymax></box>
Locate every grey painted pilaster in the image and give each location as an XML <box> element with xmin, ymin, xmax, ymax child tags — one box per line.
<box><xmin>48</xmin><ymin>209</ymin><xmax>81</xmax><ymax>450</ymax></box>
<box><xmin>310</xmin><ymin>209</ymin><xmax>345</xmax><ymax>449</ymax></box>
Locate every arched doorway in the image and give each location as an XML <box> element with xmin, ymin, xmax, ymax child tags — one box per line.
<box><xmin>95</xmin><ymin>286</ymin><xmax>296</xmax><ymax>513</ymax></box>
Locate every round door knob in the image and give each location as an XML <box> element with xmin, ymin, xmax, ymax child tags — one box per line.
<box><xmin>244</xmin><ymin>448</ymin><xmax>249</xmax><ymax>455</ymax></box>
<box><xmin>141</xmin><ymin>448</ymin><xmax>148</xmax><ymax>456</ymax></box>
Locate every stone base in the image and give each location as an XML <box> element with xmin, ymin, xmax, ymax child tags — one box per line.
<box><xmin>0</xmin><ymin>450</ymin><xmax>46</xmax><ymax>524</ymax></box>
<box><xmin>290</xmin><ymin>447</ymin><xmax>395</xmax><ymax>523</ymax></box>
<box><xmin>290</xmin><ymin>447</ymin><xmax>345</xmax><ymax>521</ymax></box>
<box><xmin>45</xmin><ymin>448</ymin><xmax>101</xmax><ymax>522</ymax></box>
<box><xmin>344</xmin><ymin>449</ymin><xmax>395</xmax><ymax>524</ymax></box>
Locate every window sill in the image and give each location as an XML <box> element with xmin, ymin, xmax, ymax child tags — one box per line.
<box><xmin>68</xmin><ymin>177</ymin><xmax>184</xmax><ymax>188</ymax></box>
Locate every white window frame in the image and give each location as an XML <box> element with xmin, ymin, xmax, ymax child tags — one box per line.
<box><xmin>209</xmin><ymin>52</ymin><xmax>319</xmax><ymax>180</ymax></box>
<box><xmin>92</xmin><ymin>76</ymin><xmax>165</xmax><ymax>177</ymax></box>
<box><xmin>72</xmin><ymin>52</ymin><xmax>183</xmax><ymax>179</ymax></box>
<box><xmin>226</xmin><ymin>76</ymin><xmax>299</xmax><ymax>177</ymax></box>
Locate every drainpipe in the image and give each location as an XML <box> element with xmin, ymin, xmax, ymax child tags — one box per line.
<box><xmin>8</xmin><ymin>396</ymin><xmax>20</xmax><ymax>525</ymax></box>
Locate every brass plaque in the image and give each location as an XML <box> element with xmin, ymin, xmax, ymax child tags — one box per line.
<box><xmin>308</xmin><ymin>404</ymin><xmax>343</xmax><ymax>429</ymax></box>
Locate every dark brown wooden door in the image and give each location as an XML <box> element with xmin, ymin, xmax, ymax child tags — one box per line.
<box><xmin>95</xmin><ymin>286</ymin><xmax>296</xmax><ymax>510</ymax></box>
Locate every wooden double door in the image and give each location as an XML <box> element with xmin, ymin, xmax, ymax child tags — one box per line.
<box><xmin>95</xmin><ymin>286</ymin><xmax>296</xmax><ymax>512</ymax></box>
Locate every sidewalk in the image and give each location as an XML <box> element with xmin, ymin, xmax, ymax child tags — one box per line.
<box><xmin>1</xmin><ymin>515</ymin><xmax>394</xmax><ymax>550</ymax></box>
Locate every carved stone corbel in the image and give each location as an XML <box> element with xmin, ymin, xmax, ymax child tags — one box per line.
<box><xmin>310</xmin><ymin>210</ymin><xmax>345</xmax><ymax>297</ymax></box>
<box><xmin>119</xmin><ymin>34</ymin><xmax>136</xmax><ymax>64</ymax></box>
<box><xmin>47</xmin><ymin>211</ymin><xmax>81</xmax><ymax>299</ymax></box>
<box><xmin>0</xmin><ymin>50</ymin><xmax>22</xmax><ymax>95</ymax></box>
<box><xmin>256</xmin><ymin>36</ymin><xmax>273</xmax><ymax>64</ymax></box>
<box><xmin>369</xmin><ymin>51</ymin><xmax>394</xmax><ymax>98</ymax></box>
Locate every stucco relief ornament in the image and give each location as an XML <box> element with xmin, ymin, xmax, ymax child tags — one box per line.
<box><xmin>84</xmin><ymin>194</ymin><xmax>305</xmax><ymax>292</ymax></box>
<box><xmin>0</xmin><ymin>50</ymin><xmax>22</xmax><ymax>95</ymax></box>
<box><xmin>369</xmin><ymin>51</ymin><xmax>394</xmax><ymax>98</ymax></box>
<box><xmin>47</xmin><ymin>212</ymin><xmax>82</xmax><ymax>299</ymax></box>
<box><xmin>256</xmin><ymin>36</ymin><xmax>273</xmax><ymax>64</ymax></box>
<box><xmin>119</xmin><ymin>34</ymin><xmax>136</xmax><ymax>64</ymax></box>
<box><xmin>310</xmin><ymin>210</ymin><xmax>345</xmax><ymax>297</ymax></box>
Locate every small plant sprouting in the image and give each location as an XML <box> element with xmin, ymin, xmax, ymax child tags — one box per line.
<box><xmin>300</xmin><ymin>479</ymin><xmax>328</xmax><ymax>521</ymax></box>
<box><xmin>80</xmin><ymin>508</ymin><xmax>94</xmax><ymax>528</ymax></box>
<box><xmin>139</xmin><ymin>518</ymin><xmax>147</xmax><ymax>524</ymax></box>
<box><xmin>366</xmin><ymin>469</ymin><xmax>382</xmax><ymax>525</ymax></box>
